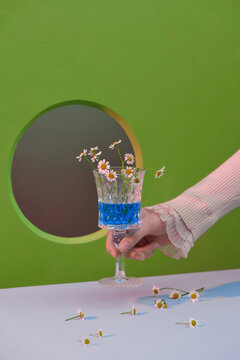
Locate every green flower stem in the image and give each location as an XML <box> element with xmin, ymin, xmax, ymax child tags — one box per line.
<box><xmin>116</xmin><ymin>145</ymin><xmax>124</xmax><ymax>169</ymax></box>
<box><xmin>176</xmin><ymin>322</ymin><xmax>189</xmax><ymax>325</ymax></box>
<box><xmin>83</xmin><ymin>156</ymin><xmax>96</xmax><ymax>170</ymax></box>
<box><xmin>65</xmin><ymin>315</ymin><xmax>80</xmax><ymax>321</ymax></box>
<box><xmin>120</xmin><ymin>311</ymin><xmax>132</xmax><ymax>315</ymax></box>
<box><xmin>158</xmin><ymin>287</ymin><xmax>204</xmax><ymax>296</ymax></box>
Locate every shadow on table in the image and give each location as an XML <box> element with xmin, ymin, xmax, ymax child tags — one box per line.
<box><xmin>103</xmin><ymin>334</ymin><xmax>115</xmax><ymax>338</ymax></box>
<box><xmin>136</xmin><ymin>281</ymin><xmax>240</xmax><ymax>308</ymax></box>
<box><xmin>85</xmin><ymin>316</ymin><xmax>99</xmax><ymax>320</ymax></box>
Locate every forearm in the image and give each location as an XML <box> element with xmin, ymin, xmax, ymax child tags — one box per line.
<box><xmin>146</xmin><ymin>150</ymin><xmax>240</xmax><ymax>259</ymax></box>
<box><xmin>166</xmin><ymin>150</ymin><xmax>240</xmax><ymax>241</ymax></box>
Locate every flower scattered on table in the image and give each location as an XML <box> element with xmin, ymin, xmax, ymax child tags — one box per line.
<box><xmin>170</xmin><ymin>290</ymin><xmax>181</xmax><ymax>300</ymax></box>
<box><xmin>121</xmin><ymin>306</ymin><xmax>137</xmax><ymax>316</ymax></box>
<box><xmin>188</xmin><ymin>290</ymin><xmax>200</xmax><ymax>302</ymax></box>
<box><xmin>65</xmin><ymin>308</ymin><xmax>84</xmax><ymax>321</ymax></box>
<box><xmin>176</xmin><ymin>317</ymin><xmax>199</xmax><ymax>328</ymax></box>
<box><xmin>90</xmin><ymin>328</ymin><xmax>103</xmax><ymax>338</ymax></box>
<box><xmin>79</xmin><ymin>337</ymin><xmax>90</xmax><ymax>346</ymax></box>
<box><xmin>155</xmin><ymin>299</ymin><xmax>168</xmax><ymax>309</ymax></box>
<box><xmin>153</xmin><ymin>285</ymin><xmax>159</xmax><ymax>295</ymax></box>
<box><xmin>132</xmin><ymin>306</ymin><xmax>137</xmax><ymax>315</ymax></box>
<box><xmin>77</xmin><ymin>308</ymin><xmax>85</xmax><ymax>320</ymax></box>
<box><xmin>155</xmin><ymin>299</ymin><xmax>164</xmax><ymax>309</ymax></box>
<box><xmin>189</xmin><ymin>317</ymin><xmax>199</xmax><ymax>328</ymax></box>
<box><xmin>152</xmin><ymin>286</ymin><xmax>204</xmax><ymax>300</ymax></box>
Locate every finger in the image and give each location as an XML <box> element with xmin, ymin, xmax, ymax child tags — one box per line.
<box><xmin>106</xmin><ymin>231</ymin><xmax>118</xmax><ymax>258</ymax></box>
<box><xmin>127</xmin><ymin>242</ymin><xmax>159</xmax><ymax>261</ymax></box>
<box><xmin>118</xmin><ymin>213</ymin><xmax>164</xmax><ymax>254</ymax></box>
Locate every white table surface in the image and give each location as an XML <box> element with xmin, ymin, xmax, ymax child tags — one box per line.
<box><xmin>0</xmin><ymin>269</ymin><xmax>240</xmax><ymax>360</ymax></box>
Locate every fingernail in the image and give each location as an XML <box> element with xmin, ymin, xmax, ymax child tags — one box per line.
<box><xmin>119</xmin><ymin>241</ymin><xmax>130</xmax><ymax>253</ymax></box>
<box><xmin>151</xmin><ymin>243</ymin><xmax>159</xmax><ymax>250</ymax></box>
<box><xmin>135</xmin><ymin>253</ymin><xmax>144</xmax><ymax>260</ymax></box>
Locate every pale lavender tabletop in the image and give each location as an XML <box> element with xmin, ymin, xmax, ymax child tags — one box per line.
<box><xmin>0</xmin><ymin>269</ymin><xmax>239</xmax><ymax>360</ymax></box>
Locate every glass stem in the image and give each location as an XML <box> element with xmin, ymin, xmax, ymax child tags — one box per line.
<box><xmin>112</xmin><ymin>229</ymin><xmax>127</xmax><ymax>280</ymax></box>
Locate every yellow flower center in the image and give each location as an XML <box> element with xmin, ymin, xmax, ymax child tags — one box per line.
<box><xmin>108</xmin><ymin>173</ymin><xmax>114</xmax><ymax>179</ymax></box>
<box><xmin>79</xmin><ymin>312</ymin><xmax>84</xmax><ymax>319</ymax></box>
<box><xmin>172</xmin><ymin>293</ymin><xmax>179</xmax><ymax>299</ymax></box>
<box><xmin>98</xmin><ymin>330</ymin><xmax>103</xmax><ymax>337</ymax></box>
<box><xmin>84</xmin><ymin>338</ymin><xmax>90</xmax><ymax>345</ymax></box>
<box><xmin>157</xmin><ymin>170</ymin><xmax>162</xmax><ymax>176</ymax></box>
<box><xmin>157</xmin><ymin>302</ymin><xmax>163</xmax><ymax>308</ymax></box>
<box><xmin>132</xmin><ymin>308</ymin><xmax>136</xmax><ymax>315</ymax></box>
<box><xmin>127</xmin><ymin>156</ymin><xmax>133</xmax><ymax>162</ymax></box>
<box><xmin>153</xmin><ymin>288</ymin><xmax>159</xmax><ymax>295</ymax></box>
<box><xmin>191</xmin><ymin>293</ymin><xmax>197</xmax><ymax>299</ymax></box>
<box><xmin>191</xmin><ymin>320</ymin><xmax>196</xmax><ymax>327</ymax></box>
<box><xmin>126</xmin><ymin>169</ymin><xmax>132</xmax><ymax>175</ymax></box>
<box><xmin>134</xmin><ymin>178</ymin><xmax>140</xmax><ymax>183</ymax></box>
<box><xmin>101</xmin><ymin>163</ymin><xmax>106</xmax><ymax>170</ymax></box>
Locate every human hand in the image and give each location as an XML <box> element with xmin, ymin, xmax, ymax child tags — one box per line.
<box><xmin>106</xmin><ymin>208</ymin><xmax>170</xmax><ymax>260</ymax></box>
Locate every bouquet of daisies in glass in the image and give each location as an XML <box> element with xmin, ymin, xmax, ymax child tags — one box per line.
<box><xmin>76</xmin><ymin>139</ymin><xmax>165</xmax><ymax>287</ymax></box>
<box><xmin>76</xmin><ymin>139</ymin><xmax>165</xmax><ymax>184</ymax></box>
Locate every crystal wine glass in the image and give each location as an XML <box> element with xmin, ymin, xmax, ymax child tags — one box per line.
<box><xmin>93</xmin><ymin>167</ymin><xmax>145</xmax><ymax>287</ymax></box>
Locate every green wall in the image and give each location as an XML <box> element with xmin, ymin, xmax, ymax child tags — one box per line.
<box><xmin>0</xmin><ymin>0</ymin><xmax>239</xmax><ymax>288</ymax></box>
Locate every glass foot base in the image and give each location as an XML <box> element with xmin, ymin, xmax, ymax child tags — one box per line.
<box><xmin>98</xmin><ymin>276</ymin><xmax>143</xmax><ymax>288</ymax></box>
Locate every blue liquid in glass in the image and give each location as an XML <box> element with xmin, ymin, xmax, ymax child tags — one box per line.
<box><xmin>98</xmin><ymin>202</ymin><xmax>141</xmax><ymax>227</ymax></box>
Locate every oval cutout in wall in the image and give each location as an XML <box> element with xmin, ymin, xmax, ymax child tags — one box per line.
<box><xmin>9</xmin><ymin>100</ymin><xmax>143</xmax><ymax>244</ymax></box>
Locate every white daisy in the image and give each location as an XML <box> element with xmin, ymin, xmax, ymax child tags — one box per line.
<box><xmin>170</xmin><ymin>290</ymin><xmax>181</xmax><ymax>300</ymax></box>
<box><xmin>155</xmin><ymin>166</ymin><xmax>165</xmax><ymax>178</ymax></box>
<box><xmin>76</xmin><ymin>149</ymin><xmax>87</xmax><ymax>162</ymax></box>
<box><xmin>76</xmin><ymin>308</ymin><xmax>84</xmax><ymax>320</ymax></box>
<box><xmin>105</xmin><ymin>170</ymin><xmax>117</xmax><ymax>182</ymax></box>
<box><xmin>189</xmin><ymin>317</ymin><xmax>199</xmax><ymax>328</ymax></box>
<box><xmin>88</xmin><ymin>146</ymin><xmax>99</xmax><ymax>156</ymax></box>
<box><xmin>109</xmin><ymin>139</ymin><xmax>121</xmax><ymax>150</ymax></box>
<box><xmin>124</xmin><ymin>153</ymin><xmax>135</xmax><ymax>165</ymax></box>
<box><xmin>98</xmin><ymin>159</ymin><xmax>110</xmax><ymax>174</ymax></box>
<box><xmin>98</xmin><ymin>329</ymin><xmax>103</xmax><ymax>337</ymax></box>
<box><xmin>123</xmin><ymin>166</ymin><xmax>133</xmax><ymax>178</ymax></box>
<box><xmin>131</xmin><ymin>306</ymin><xmax>137</xmax><ymax>315</ymax></box>
<box><xmin>189</xmin><ymin>290</ymin><xmax>200</xmax><ymax>302</ymax></box>
<box><xmin>81</xmin><ymin>337</ymin><xmax>90</xmax><ymax>345</ymax></box>
<box><xmin>155</xmin><ymin>300</ymin><xmax>164</xmax><ymax>309</ymax></box>
<box><xmin>91</xmin><ymin>151</ymin><xmax>102</xmax><ymax>163</ymax></box>
<box><xmin>131</xmin><ymin>175</ymin><xmax>142</xmax><ymax>185</ymax></box>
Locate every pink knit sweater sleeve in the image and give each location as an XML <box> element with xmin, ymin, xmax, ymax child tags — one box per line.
<box><xmin>145</xmin><ymin>150</ymin><xmax>240</xmax><ymax>259</ymax></box>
